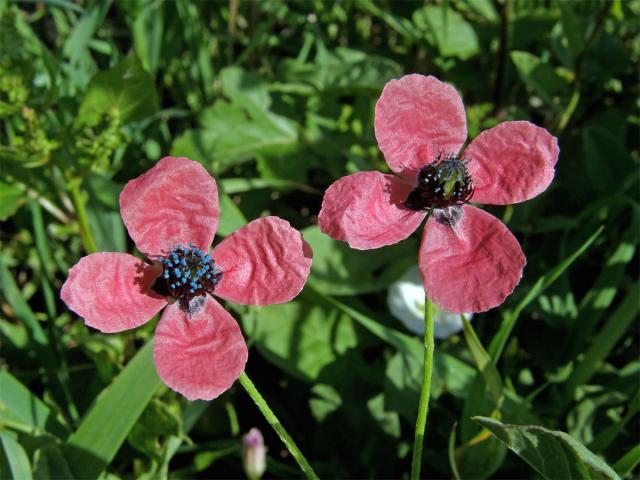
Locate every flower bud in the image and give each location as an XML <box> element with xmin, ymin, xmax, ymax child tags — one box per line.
<box><xmin>242</xmin><ymin>428</ymin><xmax>266</xmax><ymax>480</ymax></box>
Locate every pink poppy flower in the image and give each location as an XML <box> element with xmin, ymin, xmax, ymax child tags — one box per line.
<box><xmin>61</xmin><ymin>157</ymin><xmax>312</xmax><ymax>400</ymax></box>
<box><xmin>318</xmin><ymin>74</ymin><xmax>559</xmax><ymax>313</ymax></box>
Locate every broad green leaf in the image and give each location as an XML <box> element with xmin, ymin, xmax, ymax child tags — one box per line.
<box><xmin>473</xmin><ymin>417</ymin><xmax>620</xmax><ymax>480</ymax></box>
<box><xmin>0</xmin><ymin>371</ymin><xmax>69</xmax><ymax>438</ymax></box>
<box><xmin>413</xmin><ymin>6</ymin><xmax>479</xmax><ymax>60</ymax></box>
<box><xmin>0</xmin><ymin>181</ymin><xmax>24</xmax><ymax>220</ymax></box>
<box><xmin>0</xmin><ymin>432</ymin><xmax>32</xmax><ymax>480</ymax></box>
<box><xmin>171</xmin><ymin>101</ymin><xmax>298</xmax><ymax>173</ymax></box>
<box><xmin>510</xmin><ymin>51</ymin><xmax>570</xmax><ymax>106</ymax></box>
<box><xmin>78</xmin><ymin>54</ymin><xmax>158</xmax><ymax>125</ymax></box>
<box><xmin>220</xmin><ymin>66</ymin><xmax>271</xmax><ymax>111</ymax></box>
<box><xmin>128</xmin><ymin>399</ymin><xmax>181</xmax><ymax>460</ymax></box>
<box><xmin>279</xmin><ymin>47</ymin><xmax>401</xmax><ymax>93</ymax></box>
<box><xmin>64</xmin><ymin>340</ymin><xmax>162</xmax><ymax>479</ymax></box>
<box><xmin>240</xmin><ymin>299</ymin><xmax>359</xmax><ymax>382</ymax></box>
<box><xmin>367</xmin><ymin>394</ymin><xmax>400</xmax><ymax>438</ymax></box>
<box><xmin>309</xmin><ymin>384</ymin><xmax>342</xmax><ymax>422</ymax></box>
<box><xmin>216</xmin><ymin>192</ymin><xmax>247</xmax><ymax>237</ymax></box>
<box><xmin>384</xmin><ymin>344</ymin><xmax>475</xmax><ymax>422</ymax></box>
<box><xmin>306</xmin><ymin>285</ymin><xmax>417</xmax><ymax>355</ymax></box>
<box><xmin>303</xmin><ymin>226</ymin><xmax>417</xmax><ymax>295</ymax></box>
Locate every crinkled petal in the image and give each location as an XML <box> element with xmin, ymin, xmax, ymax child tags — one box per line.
<box><xmin>374</xmin><ymin>74</ymin><xmax>467</xmax><ymax>178</ymax></box>
<box><xmin>60</xmin><ymin>253</ymin><xmax>166</xmax><ymax>333</ymax></box>
<box><xmin>120</xmin><ymin>156</ymin><xmax>220</xmax><ymax>258</ymax></box>
<box><xmin>213</xmin><ymin>217</ymin><xmax>312</xmax><ymax>306</ymax></box>
<box><xmin>419</xmin><ymin>205</ymin><xmax>525</xmax><ymax>313</ymax></box>
<box><xmin>153</xmin><ymin>296</ymin><xmax>248</xmax><ymax>400</ymax></box>
<box><xmin>465</xmin><ymin>121</ymin><xmax>559</xmax><ymax>205</ymax></box>
<box><xmin>318</xmin><ymin>171</ymin><xmax>426</xmax><ymax>250</ymax></box>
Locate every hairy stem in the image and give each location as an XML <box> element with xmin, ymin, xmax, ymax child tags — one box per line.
<box><xmin>410</xmin><ymin>296</ymin><xmax>436</xmax><ymax>479</ymax></box>
<box><xmin>238</xmin><ymin>373</ymin><xmax>319</xmax><ymax>480</ymax></box>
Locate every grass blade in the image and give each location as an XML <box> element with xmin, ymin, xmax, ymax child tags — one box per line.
<box><xmin>0</xmin><ymin>432</ymin><xmax>33</xmax><ymax>480</ymax></box>
<box><xmin>461</xmin><ymin>316</ymin><xmax>503</xmax><ymax>408</ymax></box>
<box><xmin>488</xmin><ymin>225</ymin><xmax>604</xmax><ymax>361</ymax></box>
<box><xmin>612</xmin><ymin>444</ymin><xmax>640</xmax><ymax>478</ymax></box>
<box><xmin>0</xmin><ymin>371</ymin><xmax>69</xmax><ymax>438</ymax></box>
<box><xmin>63</xmin><ymin>340</ymin><xmax>162</xmax><ymax>479</ymax></box>
<box><xmin>564</xmin><ymin>282</ymin><xmax>639</xmax><ymax>394</ymax></box>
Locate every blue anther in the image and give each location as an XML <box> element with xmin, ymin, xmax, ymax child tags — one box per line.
<box><xmin>206</xmin><ymin>273</ymin><xmax>211</xmax><ymax>279</ymax></box>
<box><xmin>181</xmin><ymin>277</ymin><xmax>187</xmax><ymax>285</ymax></box>
<box><xmin>203</xmin><ymin>265</ymin><xmax>210</xmax><ymax>272</ymax></box>
<box><xmin>164</xmin><ymin>271</ymin><xmax>169</xmax><ymax>279</ymax></box>
<box><xmin>170</xmin><ymin>283</ymin><xmax>176</xmax><ymax>289</ymax></box>
<box><xmin>203</xmin><ymin>254</ymin><xmax>210</xmax><ymax>262</ymax></box>
<box><xmin>181</xmin><ymin>258</ymin><xmax>187</xmax><ymax>266</ymax></box>
<box><xmin>173</xmin><ymin>268</ymin><xmax>182</xmax><ymax>277</ymax></box>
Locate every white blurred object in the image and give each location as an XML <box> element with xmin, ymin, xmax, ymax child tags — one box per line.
<box><xmin>387</xmin><ymin>266</ymin><xmax>472</xmax><ymax>339</ymax></box>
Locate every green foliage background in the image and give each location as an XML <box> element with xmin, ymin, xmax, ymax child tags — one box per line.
<box><xmin>0</xmin><ymin>0</ymin><xmax>638</xmax><ymax>478</ymax></box>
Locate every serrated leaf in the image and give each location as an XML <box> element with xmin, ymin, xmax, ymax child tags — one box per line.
<box><xmin>473</xmin><ymin>417</ymin><xmax>620</xmax><ymax>480</ymax></box>
<box><xmin>510</xmin><ymin>51</ymin><xmax>570</xmax><ymax>105</ymax></box>
<box><xmin>240</xmin><ymin>299</ymin><xmax>359</xmax><ymax>382</ymax></box>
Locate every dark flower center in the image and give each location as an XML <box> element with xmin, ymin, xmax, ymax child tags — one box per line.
<box><xmin>153</xmin><ymin>244</ymin><xmax>223</xmax><ymax>309</ymax></box>
<box><xmin>404</xmin><ymin>154</ymin><xmax>473</xmax><ymax>212</ymax></box>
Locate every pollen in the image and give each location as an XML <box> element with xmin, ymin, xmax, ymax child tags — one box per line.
<box><xmin>157</xmin><ymin>243</ymin><xmax>223</xmax><ymax>306</ymax></box>
<box><xmin>404</xmin><ymin>154</ymin><xmax>473</xmax><ymax>212</ymax></box>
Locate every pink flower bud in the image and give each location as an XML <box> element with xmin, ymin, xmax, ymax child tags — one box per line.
<box><xmin>242</xmin><ymin>428</ymin><xmax>266</xmax><ymax>480</ymax></box>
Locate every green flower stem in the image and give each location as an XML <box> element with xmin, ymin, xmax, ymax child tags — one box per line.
<box><xmin>238</xmin><ymin>372</ymin><xmax>319</xmax><ymax>480</ymax></box>
<box><xmin>410</xmin><ymin>295</ymin><xmax>436</xmax><ymax>479</ymax></box>
<box><xmin>68</xmin><ymin>181</ymin><xmax>98</xmax><ymax>254</ymax></box>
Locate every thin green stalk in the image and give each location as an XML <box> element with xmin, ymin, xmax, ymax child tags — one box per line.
<box><xmin>238</xmin><ymin>373</ymin><xmax>319</xmax><ymax>480</ymax></box>
<box><xmin>410</xmin><ymin>295</ymin><xmax>436</xmax><ymax>479</ymax></box>
<box><xmin>68</xmin><ymin>181</ymin><xmax>98</xmax><ymax>254</ymax></box>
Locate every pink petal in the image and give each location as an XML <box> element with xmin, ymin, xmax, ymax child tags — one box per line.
<box><xmin>60</xmin><ymin>253</ymin><xmax>166</xmax><ymax>333</ymax></box>
<box><xmin>153</xmin><ymin>296</ymin><xmax>248</xmax><ymax>400</ymax></box>
<box><xmin>213</xmin><ymin>217</ymin><xmax>312</xmax><ymax>306</ymax></box>
<box><xmin>465</xmin><ymin>121</ymin><xmax>559</xmax><ymax>205</ymax></box>
<box><xmin>317</xmin><ymin>171</ymin><xmax>426</xmax><ymax>250</ymax></box>
<box><xmin>119</xmin><ymin>157</ymin><xmax>220</xmax><ymax>258</ymax></box>
<box><xmin>419</xmin><ymin>205</ymin><xmax>526</xmax><ymax>313</ymax></box>
<box><xmin>374</xmin><ymin>74</ymin><xmax>467</xmax><ymax>179</ymax></box>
